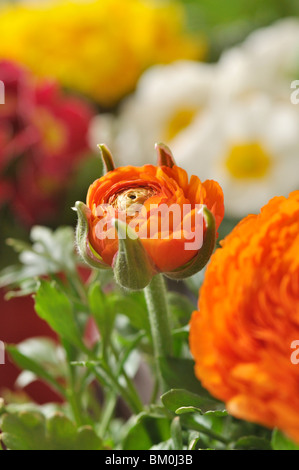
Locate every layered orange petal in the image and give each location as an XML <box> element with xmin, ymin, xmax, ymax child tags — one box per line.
<box><xmin>189</xmin><ymin>190</ymin><xmax>299</xmax><ymax>443</ymax></box>
<box><xmin>86</xmin><ymin>163</ymin><xmax>224</xmax><ymax>273</ymax></box>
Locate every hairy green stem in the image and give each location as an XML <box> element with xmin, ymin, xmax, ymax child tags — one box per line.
<box><xmin>144</xmin><ymin>274</ymin><xmax>173</xmax><ymax>389</ymax></box>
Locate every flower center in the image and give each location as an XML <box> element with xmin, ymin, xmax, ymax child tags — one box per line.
<box><xmin>225</xmin><ymin>142</ymin><xmax>272</xmax><ymax>179</ymax></box>
<box><xmin>112</xmin><ymin>187</ymin><xmax>155</xmax><ymax>216</ymax></box>
<box><xmin>164</xmin><ymin>108</ymin><xmax>197</xmax><ymax>141</ymax></box>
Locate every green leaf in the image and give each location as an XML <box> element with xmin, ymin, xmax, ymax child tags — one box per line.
<box><xmin>171</xmin><ymin>417</ymin><xmax>183</xmax><ymax>450</ymax></box>
<box><xmin>233</xmin><ymin>436</ymin><xmax>272</xmax><ymax>450</ymax></box>
<box><xmin>88</xmin><ymin>283</ymin><xmax>115</xmax><ymax>354</ymax></box>
<box><xmin>175</xmin><ymin>406</ymin><xmax>203</xmax><ymax>415</ymax></box>
<box><xmin>7</xmin><ymin>337</ymin><xmax>67</xmax><ymax>393</ymax></box>
<box><xmin>0</xmin><ymin>410</ymin><xmax>102</xmax><ymax>450</ymax></box>
<box><xmin>122</xmin><ymin>413</ymin><xmax>171</xmax><ymax>451</ymax></box>
<box><xmin>109</xmin><ymin>291</ymin><xmax>150</xmax><ymax>334</ymax></box>
<box><xmin>167</xmin><ymin>291</ymin><xmax>196</xmax><ymax>327</ymax></box>
<box><xmin>179</xmin><ymin>414</ymin><xmax>228</xmax><ymax>446</ymax></box>
<box><xmin>4</xmin><ymin>278</ymin><xmax>39</xmax><ymax>299</ymax></box>
<box><xmin>203</xmin><ymin>410</ymin><xmax>228</xmax><ymax>417</ymax></box>
<box><xmin>45</xmin><ymin>413</ymin><xmax>102</xmax><ymax>450</ymax></box>
<box><xmin>34</xmin><ymin>280</ymin><xmax>86</xmax><ymax>351</ymax></box>
<box><xmin>6</xmin><ymin>342</ymin><xmax>66</xmax><ymax>397</ymax></box>
<box><xmin>161</xmin><ymin>389</ymin><xmax>218</xmax><ymax>414</ymax></box>
<box><xmin>159</xmin><ymin>357</ymin><xmax>219</xmax><ymax>398</ymax></box>
<box><xmin>150</xmin><ymin>439</ymin><xmax>173</xmax><ymax>450</ymax></box>
<box><xmin>188</xmin><ymin>435</ymin><xmax>208</xmax><ymax>450</ymax></box>
<box><xmin>0</xmin><ymin>410</ymin><xmax>46</xmax><ymax>450</ymax></box>
<box><xmin>0</xmin><ymin>226</ymin><xmax>78</xmax><ymax>293</ymax></box>
<box><xmin>271</xmin><ymin>428</ymin><xmax>299</xmax><ymax>450</ymax></box>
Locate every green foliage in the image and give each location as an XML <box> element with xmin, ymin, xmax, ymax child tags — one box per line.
<box><xmin>1</xmin><ymin>0</ymin><xmax>299</xmax><ymax>451</ymax></box>
<box><xmin>0</xmin><ymin>223</ymin><xmax>295</xmax><ymax>451</ymax></box>
<box><xmin>121</xmin><ymin>413</ymin><xmax>171</xmax><ymax>450</ymax></box>
<box><xmin>0</xmin><ymin>408</ymin><xmax>102</xmax><ymax>450</ymax></box>
<box><xmin>159</xmin><ymin>357</ymin><xmax>214</xmax><ymax>396</ymax></box>
<box><xmin>6</xmin><ymin>339</ymin><xmax>67</xmax><ymax>397</ymax></box>
<box><xmin>0</xmin><ymin>226</ymin><xmax>79</xmax><ymax>297</ymax></box>
<box><xmin>271</xmin><ymin>429</ymin><xmax>299</xmax><ymax>450</ymax></box>
<box><xmin>181</xmin><ymin>0</ymin><xmax>299</xmax><ymax>60</ymax></box>
<box><xmin>161</xmin><ymin>388</ymin><xmax>219</xmax><ymax>414</ymax></box>
<box><xmin>34</xmin><ymin>280</ymin><xmax>86</xmax><ymax>351</ymax></box>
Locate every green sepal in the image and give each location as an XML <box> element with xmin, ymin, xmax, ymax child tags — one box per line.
<box><xmin>164</xmin><ymin>207</ymin><xmax>216</xmax><ymax>280</ymax></box>
<box><xmin>113</xmin><ymin>219</ymin><xmax>155</xmax><ymax>290</ymax></box>
<box><xmin>97</xmin><ymin>143</ymin><xmax>115</xmax><ymax>173</ymax></box>
<box><xmin>73</xmin><ymin>201</ymin><xmax>110</xmax><ymax>270</ymax></box>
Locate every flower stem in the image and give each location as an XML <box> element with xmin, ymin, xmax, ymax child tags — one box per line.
<box><xmin>144</xmin><ymin>274</ymin><xmax>173</xmax><ymax>389</ymax></box>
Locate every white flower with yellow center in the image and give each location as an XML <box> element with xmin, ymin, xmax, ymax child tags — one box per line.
<box><xmin>174</xmin><ymin>93</ymin><xmax>299</xmax><ymax>217</ymax></box>
<box><xmin>89</xmin><ymin>60</ymin><xmax>215</xmax><ymax>166</ymax></box>
<box><xmin>173</xmin><ymin>19</ymin><xmax>299</xmax><ymax>217</ymax></box>
<box><xmin>215</xmin><ymin>18</ymin><xmax>299</xmax><ymax>103</ymax></box>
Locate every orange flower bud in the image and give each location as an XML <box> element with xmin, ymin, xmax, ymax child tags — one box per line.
<box><xmin>76</xmin><ymin>144</ymin><xmax>224</xmax><ymax>283</ymax></box>
<box><xmin>189</xmin><ymin>191</ymin><xmax>299</xmax><ymax>443</ymax></box>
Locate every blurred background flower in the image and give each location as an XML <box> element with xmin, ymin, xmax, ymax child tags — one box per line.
<box><xmin>0</xmin><ymin>0</ymin><xmax>204</xmax><ymax>108</ymax></box>
<box><xmin>0</xmin><ymin>60</ymin><xmax>95</xmax><ymax>228</ymax></box>
<box><xmin>90</xmin><ymin>17</ymin><xmax>299</xmax><ymax>219</ymax></box>
<box><xmin>89</xmin><ymin>61</ymin><xmax>216</xmax><ymax>167</ymax></box>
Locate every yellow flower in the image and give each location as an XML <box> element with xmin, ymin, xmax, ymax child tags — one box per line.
<box><xmin>0</xmin><ymin>0</ymin><xmax>205</xmax><ymax>107</ymax></box>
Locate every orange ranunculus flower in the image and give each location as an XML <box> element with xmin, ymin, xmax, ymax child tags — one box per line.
<box><xmin>189</xmin><ymin>190</ymin><xmax>299</xmax><ymax>443</ymax></box>
<box><xmin>80</xmin><ymin>144</ymin><xmax>224</xmax><ymax>278</ymax></box>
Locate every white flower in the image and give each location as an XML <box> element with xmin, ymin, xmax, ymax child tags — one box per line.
<box><xmin>174</xmin><ymin>93</ymin><xmax>299</xmax><ymax>217</ymax></box>
<box><xmin>172</xmin><ymin>19</ymin><xmax>299</xmax><ymax>217</ymax></box>
<box><xmin>215</xmin><ymin>18</ymin><xmax>299</xmax><ymax>103</ymax></box>
<box><xmin>89</xmin><ymin>21</ymin><xmax>299</xmax><ymax>218</ymax></box>
<box><xmin>89</xmin><ymin>60</ymin><xmax>216</xmax><ymax>166</ymax></box>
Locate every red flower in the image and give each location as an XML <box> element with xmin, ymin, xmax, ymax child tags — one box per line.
<box><xmin>0</xmin><ymin>60</ymin><xmax>95</xmax><ymax>225</ymax></box>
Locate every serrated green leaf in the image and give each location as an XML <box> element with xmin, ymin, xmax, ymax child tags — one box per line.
<box><xmin>1</xmin><ymin>410</ymin><xmax>46</xmax><ymax>450</ymax></box>
<box><xmin>34</xmin><ymin>280</ymin><xmax>86</xmax><ymax>351</ymax></box>
<box><xmin>0</xmin><ymin>410</ymin><xmax>102</xmax><ymax>450</ymax></box>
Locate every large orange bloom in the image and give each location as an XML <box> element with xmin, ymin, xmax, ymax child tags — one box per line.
<box><xmin>190</xmin><ymin>191</ymin><xmax>299</xmax><ymax>443</ymax></box>
<box><xmin>86</xmin><ymin>162</ymin><xmax>224</xmax><ymax>273</ymax></box>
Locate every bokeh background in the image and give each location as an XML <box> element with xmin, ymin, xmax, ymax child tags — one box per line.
<box><xmin>0</xmin><ymin>0</ymin><xmax>299</xmax><ymax>403</ymax></box>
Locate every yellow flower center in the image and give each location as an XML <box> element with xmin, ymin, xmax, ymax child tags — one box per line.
<box><xmin>164</xmin><ymin>108</ymin><xmax>197</xmax><ymax>141</ymax></box>
<box><xmin>225</xmin><ymin>142</ymin><xmax>272</xmax><ymax>179</ymax></box>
